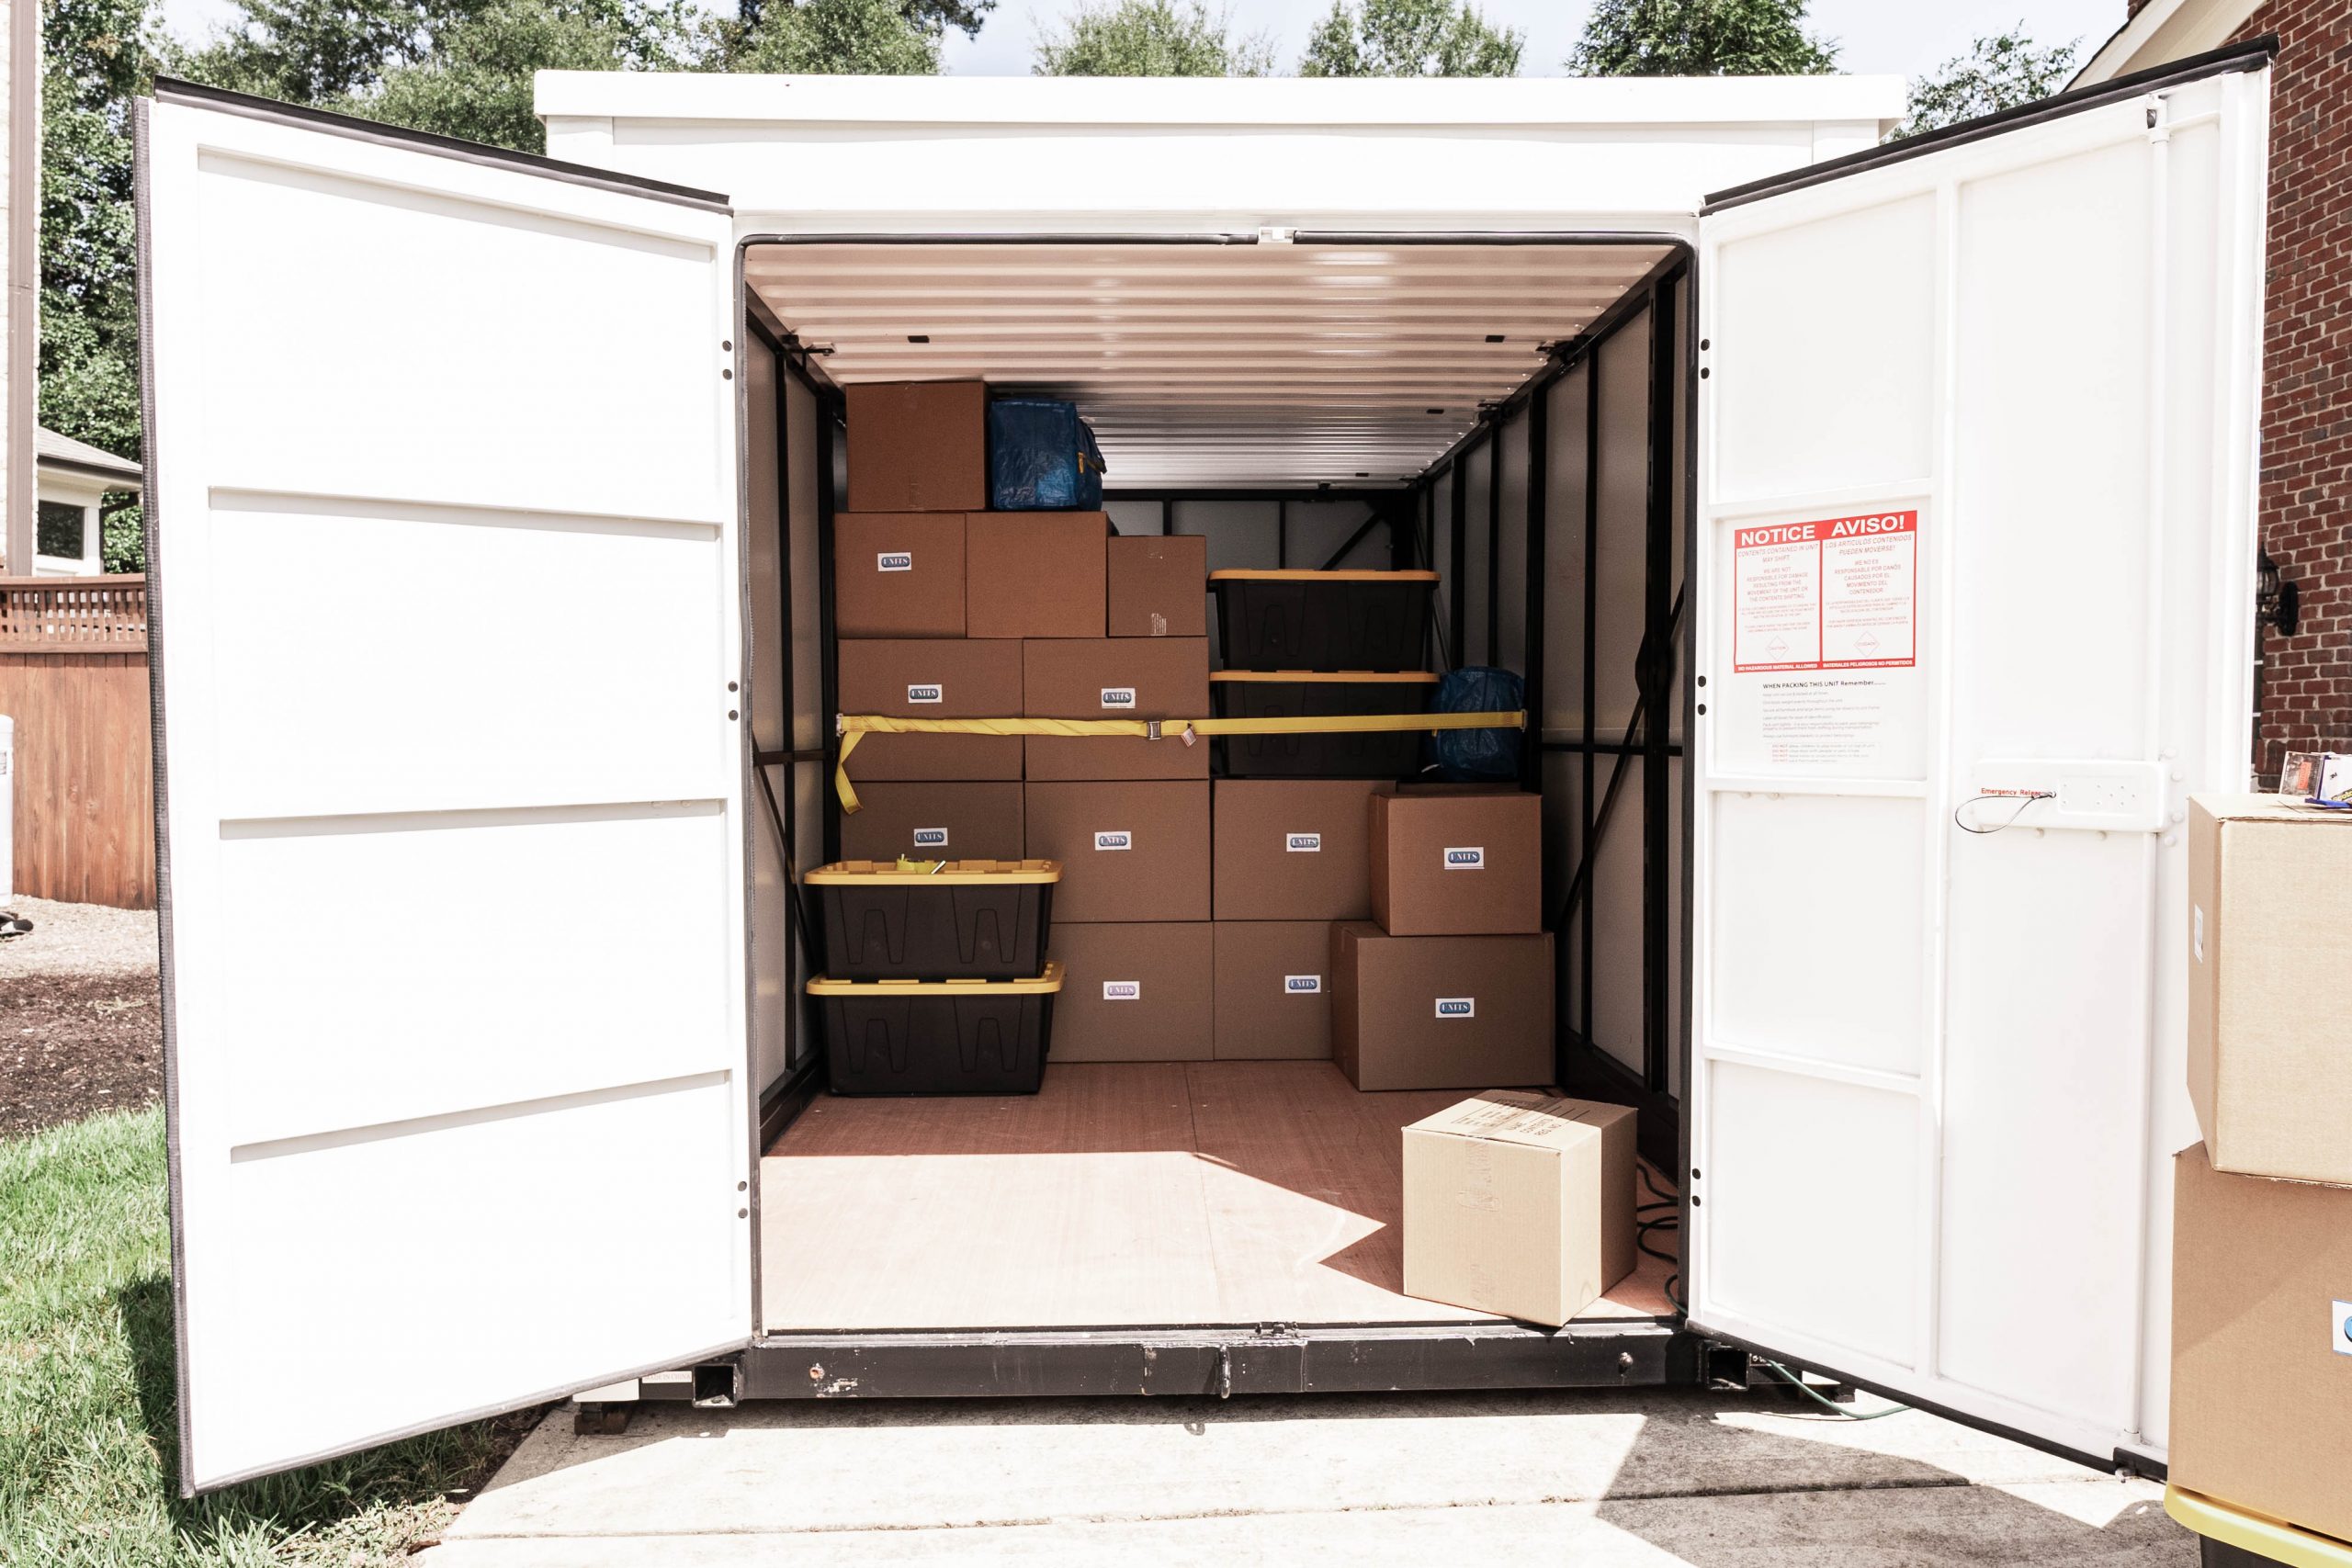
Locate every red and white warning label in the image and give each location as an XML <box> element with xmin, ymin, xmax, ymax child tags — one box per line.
<box><xmin>1733</xmin><ymin>511</ymin><xmax>1917</xmax><ymax>674</ymax></box>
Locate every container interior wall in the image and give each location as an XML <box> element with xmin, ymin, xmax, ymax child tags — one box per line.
<box><xmin>1103</xmin><ymin>496</ymin><xmax>1392</xmax><ymax>663</ymax></box>
<box><xmin>745</xmin><ymin>342</ymin><xmax>790</xmax><ymax>1099</ymax></box>
<box><xmin>784</xmin><ymin>363</ymin><xmax>827</xmax><ymax>1079</ymax></box>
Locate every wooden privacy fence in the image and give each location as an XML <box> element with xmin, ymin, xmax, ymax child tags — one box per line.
<box><xmin>0</xmin><ymin>575</ymin><xmax>154</xmax><ymax>908</ymax></box>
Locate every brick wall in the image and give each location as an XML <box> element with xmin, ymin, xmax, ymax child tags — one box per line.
<box><xmin>2234</xmin><ymin>0</ymin><xmax>2352</xmax><ymax>782</ymax></box>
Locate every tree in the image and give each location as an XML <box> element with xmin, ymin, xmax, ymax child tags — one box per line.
<box><xmin>726</xmin><ymin>0</ymin><xmax>944</xmax><ymax>74</ymax></box>
<box><xmin>164</xmin><ymin>0</ymin><xmax>462</xmax><ymax>107</ymax></box>
<box><xmin>1033</xmin><ymin>0</ymin><xmax>1272</xmax><ymax>77</ymax></box>
<box><xmin>1299</xmin><ymin>0</ymin><xmax>1520</xmax><ymax>78</ymax></box>
<box><xmin>1900</xmin><ymin>26</ymin><xmax>2077</xmax><ymax>137</ymax></box>
<box><xmin>1566</xmin><ymin>0</ymin><xmax>1836</xmax><ymax>77</ymax></box>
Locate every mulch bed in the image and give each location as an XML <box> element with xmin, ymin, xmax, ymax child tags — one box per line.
<box><xmin>0</xmin><ymin>970</ymin><xmax>164</xmax><ymax>1137</ymax></box>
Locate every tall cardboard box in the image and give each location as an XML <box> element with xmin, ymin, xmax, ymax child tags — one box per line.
<box><xmin>844</xmin><ymin>381</ymin><xmax>988</xmax><ymax>513</ymax></box>
<box><xmin>2169</xmin><ymin>1142</ymin><xmax>2352</xmax><ymax>1543</ymax></box>
<box><xmin>2188</xmin><ymin>795</ymin><xmax>2352</xmax><ymax>1185</ymax></box>
<box><xmin>835</xmin><ymin>638</ymin><xmax>1023</xmax><ymax>781</ymax></box>
<box><xmin>1023</xmin><ymin>637</ymin><xmax>1211</xmax><ymax>781</ymax></box>
<box><xmin>1213</xmin><ymin>920</ymin><xmax>1333</xmax><ymax>1060</ymax></box>
<box><xmin>832</xmin><ymin>513</ymin><xmax>966</xmax><ymax>638</ymax></box>
<box><xmin>839</xmin><ymin>781</ymin><xmax>1023</xmax><ymax>864</ymax></box>
<box><xmin>1213</xmin><ymin>778</ymin><xmax>1383</xmax><ymax>920</ymax></box>
<box><xmin>1047</xmin><ymin>921</ymin><xmax>1215</xmax><ymax>1062</ymax></box>
<box><xmin>967</xmin><ymin>512</ymin><xmax>1109</xmax><ymax>639</ymax></box>
<box><xmin>1331</xmin><ymin>922</ymin><xmax>1553</xmax><ymax>1091</ymax></box>
<box><xmin>1108</xmin><ymin>534</ymin><xmax>1208</xmax><ymax>637</ymax></box>
<box><xmin>1370</xmin><ymin>786</ymin><xmax>1543</xmax><ymax>936</ymax></box>
<box><xmin>1023</xmin><ymin>780</ymin><xmax>1210</xmax><ymax>923</ymax></box>
<box><xmin>1402</xmin><ymin>1091</ymin><xmax>1637</xmax><ymax>1327</ymax></box>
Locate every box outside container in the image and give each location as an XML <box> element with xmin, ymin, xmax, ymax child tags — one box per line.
<box><xmin>840</xmin><ymin>781</ymin><xmax>1023</xmax><ymax>864</ymax></box>
<box><xmin>810</xmin><ymin>859</ymin><xmax>1058</xmax><ymax>982</ymax></box>
<box><xmin>1023</xmin><ymin>637</ymin><xmax>1211</xmax><ymax>781</ymax></box>
<box><xmin>832</xmin><ymin>513</ymin><xmax>967</xmax><ymax>638</ymax></box>
<box><xmin>1213</xmin><ymin>920</ymin><xmax>1333</xmax><ymax>1060</ymax></box>
<box><xmin>812</xmin><ymin>964</ymin><xmax>1062</xmax><ymax>1095</ymax></box>
<box><xmin>845</xmin><ymin>381</ymin><xmax>989</xmax><ymax>513</ymax></box>
<box><xmin>1212</xmin><ymin>777</ymin><xmax>1383</xmax><ymax>921</ymax></box>
<box><xmin>1023</xmin><ymin>780</ymin><xmax>1210</xmax><ymax>923</ymax></box>
<box><xmin>1046</xmin><ymin>922</ymin><xmax>1214</xmax><ymax>1062</ymax></box>
<box><xmin>1370</xmin><ymin>786</ymin><xmax>1543</xmax><ymax>936</ymax></box>
<box><xmin>1211</xmin><ymin>671</ymin><xmax>1434</xmax><ymax>779</ymax></box>
<box><xmin>1108</xmin><ymin>535</ymin><xmax>1208</xmax><ymax>637</ymax></box>
<box><xmin>1210</xmin><ymin>569</ymin><xmax>1438</xmax><ymax>671</ymax></box>
<box><xmin>835</xmin><ymin>638</ymin><xmax>1023</xmax><ymax>781</ymax></box>
<box><xmin>1331</xmin><ymin>923</ymin><xmax>1555</xmax><ymax>1091</ymax></box>
<box><xmin>967</xmin><ymin>512</ymin><xmax>1109</xmax><ymax>639</ymax></box>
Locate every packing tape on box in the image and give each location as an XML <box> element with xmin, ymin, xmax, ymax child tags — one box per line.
<box><xmin>831</xmin><ymin>710</ymin><xmax>1526</xmax><ymax>813</ymax></box>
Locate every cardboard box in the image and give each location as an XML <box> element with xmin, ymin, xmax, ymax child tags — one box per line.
<box><xmin>1402</xmin><ymin>1091</ymin><xmax>1637</xmax><ymax>1327</ymax></box>
<box><xmin>844</xmin><ymin>381</ymin><xmax>987</xmax><ymax>513</ymax></box>
<box><xmin>2188</xmin><ymin>795</ymin><xmax>2352</xmax><ymax>1185</ymax></box>
<box><xmin>1023</xmin><ymin>637</ymin><xmax>1211</xmax><ymax>782</ymax></box>
<box><xmin>1370</xmin><ymin>786</ymin><xmax>1543</xmax><ymax>936</ymax></box>
<box><xmin>1213</xmin><ymin>920</ymin><xmax>1333</xmax><ymax>1061</ymax></box>
<box><xmin>1046</xmin><ymin>921</ymin><xmax>1215</xmax><ymax>1062</ymax></box>
<box><xmin>1213</xmin><ymin>778</ymin><xmax>1384</xmax><ymax>920</ymax></box>
<box><xmin>1108</xmin><ymin>534</ymin><xmax>1208</xmax><ymax>637</ymax></box>
<box><xmin>2169</xmin><ymin>1142</ymin><xmax>2352</xmax><ymax>1543</ymax></box>
<box><xmin>835</xmin><ymin>638</ymin><xmax>1023</xmax><ymax>781</ymax></box>
<box><xmin>838</xmin><ymin>781</ymin><xmax>1023</xmax><ymax>864</ymax></box>
<box><xmin>1331</xmin><ymin>923</ymin><xmax>1554</xmax><ymax>1091</ymax></box>
<box><xmin>832</xmin><ymin>513</ymin><xmax>966</xmax><ymax>638</ymax></box>
<box><xmin>967</xmin><ymin>512</ymin><xmax>1109</xmax><ymax>639</ymax></box>
<box><xmin>1023</xmin><ymin>781</ymin><xmax>1210</xmax><ymax>923</ymax></box>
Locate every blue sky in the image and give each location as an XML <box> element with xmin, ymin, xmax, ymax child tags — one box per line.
<box><xmin>160</xmin><ymin>0</ymin><xmax>2129</xmax><ymax>81</ymax></box>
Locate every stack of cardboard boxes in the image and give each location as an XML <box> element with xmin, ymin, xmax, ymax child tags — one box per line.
<box><xmin>2172</xmin><ymin>796</ymin><xmax>2352</xmax><ymax>1547</ymax></box>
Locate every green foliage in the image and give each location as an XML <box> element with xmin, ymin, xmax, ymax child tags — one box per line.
<box><xmin>725</xmin><ymin>0</ymin><xmax>944</xmax><ymax>75</ymax></box>
<box><xmin>164</xmin><ymin>0</ymin><xmax>458</xmax><ymax>105</ymax></box>
<box><xmin>1298</xmin><ymin>0</ymin><xmax>1521</xmax><ymax>78</ymax></box>
<box><xmin>1033</xmin><ymin>0</ymin><xmax>1272</xmax><ymax>77</ymax></box>
<box><xmin>1899</xmin><ymin>25</ymin><xmax>2078</xmax><ymax>138</ymax></box>
<box><xmin>1566</xmin><ymin>0</ymin><xmax>1837</xmax><ymax>77</ymax></box>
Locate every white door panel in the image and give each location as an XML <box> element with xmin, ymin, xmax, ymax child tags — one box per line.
<box><xmin>1692</xmin><ymin>58</ymin><xmax>2267</xmax><ymax>1462</ymax></box>
<box><xmin>141</xmin><ymin>90</ymin><xmax>749</xmax><ymax>1492</ymax></box>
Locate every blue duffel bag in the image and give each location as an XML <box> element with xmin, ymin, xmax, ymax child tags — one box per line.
<box><xmin>1427</xmin><ymin>666</ymin><xmax>1526</xmax><ymax>782</ymax></box>
<box><xmin>989</xmin><ymin>398</ymin><xmax>1105</xmax><ymax>511</ymax></box>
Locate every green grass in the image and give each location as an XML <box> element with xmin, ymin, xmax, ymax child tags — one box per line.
<box><xmin>1</xmin><ymin>1107</ymin><xmax>536</xmax><ymax>1566</ymax></box>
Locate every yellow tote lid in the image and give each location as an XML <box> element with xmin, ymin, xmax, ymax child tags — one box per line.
<box><xmin>1211</xmin><ymin>670</ymin><xmax>1438</xmax><ymax>684</ymax></box>
<box><xmin>1210</xmin><ymin>569</ymin><xmax>1439</xmax><ymax>583</ymax></box>
<box><xmin>805</xmin><ymin>857</ymin><xmax>1062</xmax><ymax>886</ymax></box>
<box><xmin>806</xmin><ymin>961</ymin><xmax>1065</xmax><ymax>998</ymax></box>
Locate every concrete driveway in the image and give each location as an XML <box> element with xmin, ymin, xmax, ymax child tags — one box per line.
<box><xmin>418</xmin><ymin>1386</ymin><xmax>2191</xmax><ymax>1564</ymax></box>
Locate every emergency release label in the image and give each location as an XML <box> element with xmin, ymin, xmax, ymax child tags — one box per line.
<box><xmin>1733</xmin><ymin>511</ymin><xmax>1917</xmax><ymax>674</ymax></box>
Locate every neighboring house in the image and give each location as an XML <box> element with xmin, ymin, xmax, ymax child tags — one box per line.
<box><xmin>32</xmin><ymin>425</ymin><xmax>140</xmax><ymax>574</ymax></box>
<box><xmin>2078</xmin><ymin>0</ymin><xmax>2348</xmax><ymax>782</ymax></box>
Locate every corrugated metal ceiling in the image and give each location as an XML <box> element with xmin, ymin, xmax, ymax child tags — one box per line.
<box><xmin>745</xmin><ymin>240</ymin><xmax>1673</xmax><ymax>489</ymax></box>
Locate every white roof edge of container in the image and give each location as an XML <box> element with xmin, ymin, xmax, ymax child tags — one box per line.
<box><xmin>532</xmin><ymin>69</ymin><xmax>1907</xmax><ymax>130</ymax></box>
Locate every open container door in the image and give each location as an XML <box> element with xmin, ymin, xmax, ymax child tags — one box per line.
<box><xmin>137</xmin><ymin>83</ymin><xmax>750</xmax><ymax>1492</ymax></box>
<box><xmin>1689</xmin><ymin>41</ymin><xmax>2270</xmax><ymax>1468</ymax></box>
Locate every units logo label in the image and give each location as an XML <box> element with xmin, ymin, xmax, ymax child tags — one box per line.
<box><xmin>1284</xmin><ymin>975</ymin><xmax>1323</xmax><ymax>994</ymax></box>
<box><xmin>1434</xmin><ymin>997</ymin><xmax>1476</xmax><ymax>1019</ymax></box>
<box><xmin>1094</xmin><ymin>830</ymin><xmax>1132</xmax><ymax>852</ymax></box>
<box><xmin>1100</xmin><ymin>687</ymin><xmax>1137</xmax><ymax>709</ymax></box>
<box><xmin>876</xmin><ymin>551</ymin><xmax>913</xmax><ymax>572</ymax></box>
<box><xmin>1103</xmin><ymin>981</ymin><xmax>1142</xmax><ymax>1001</ymax></box>
<box><xmin>1443</xmin><ymin>847</ymin><xmax>1486</xmax><ymax>870</ymax></box>
<box><xmin>906</xmin><ymin>683</ymin><xmax>944</xmax><ymax>705</ymax></box>
<box><xmin>1286</xmin><ymin>832</ymin><xmax>1322</xmax><ymax>852</ymax></box>
<box><xmin>911</xmin><ymin>827</ymin><xmax>948</xmax><ymax>848</ymax></box>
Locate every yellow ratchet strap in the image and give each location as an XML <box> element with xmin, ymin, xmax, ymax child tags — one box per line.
<box><xmin>832</xmin><ymin>710</ymin><xmax>1526</xmax><ymax>813</ymax></box>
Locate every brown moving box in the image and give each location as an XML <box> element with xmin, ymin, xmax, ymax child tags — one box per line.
<box><xmin>2169</xmin><ymin>1142</ymin><xmax>2352</xmax><ymax>1543</ymax></box>
<box><xmin>1331</xmin><ymin>923</ymin><xmax>1554</xmax><ymax>1091</ymax></box>
<box><xmin>832</xmin><ymin>513</ymin><xmax>966</xmax><ymax>638</ymax></box>
<box><xmin>1370</xmin><ymin>786</ymin><xmax>1543</xmax><ymax>936</ymax></box>
<box><xmin>1023</xmin><ymin>781</ymin><xmax>1210</xmax><ymax>923</ymax></box>
<box><xmin>844</xmin><ymin>381</ymin><xmax>987</xmax><ymax>513</ymax></box>
<box><xmin>1108</xmin><ymin>534</ymin><xmax>1208</xmax><ymax>637</ymax></box>
<box><xmin>835</xmin><ymin>638</ymin><xmax>1023</xmax><ymax>782</ymax></box>
<box><xmin>1214</xmin><ymin>778</ymin><xmax>1383</xmax><ymax>920</ymax></box>
<box><xmin>1402</xmin><ymin>1091</ymin><xmax>1636</xmax><ymax>1327</ymax></box>
<box><xmin>839</xmin><ymin>781</ymin><xmax>1023</xmax><ymax>864</ymax></box>
<box><xmin>2188</xmin><ymin>795</ymin><xmax>2352</xmax><ymax>1185</ymax></box>
<box><xmin>1023</xmin><ymin>637</ymin><xmax>1211</xmax><ymax>781</ymax></box>
<box><xmin>1213</xmin><ymin>920</ymin><xmax>1333</xmax><ymax>1061</ymax></box>
<box><xmin>1046</xmin><ymin>921</ymin><xmax>1215</xmax><ymax>1062</ymax></box>
<box><xmin>967</xmin><ymin>512</ymin><xmax>1109</xmax><ymax>639</ymax></box>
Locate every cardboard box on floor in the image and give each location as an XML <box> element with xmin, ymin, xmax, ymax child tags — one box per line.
<box><xmin>1331</xmin><ymin>923</ymin><xmax>1553</xmax><ymax>1091</ymax></box>
<box><xmin>1213</xmin><ymin>778</ymin><xmax>1384</xmax><ymax>921</ymax></box>
<box><xmin>835</xmin><ymin>638</ymin><xmax>1023</xmax><ymax>781</ymax></box>
<box><xmin>1370</xmin><ymin>786</ymin><xmax>1544</xmax><ymax>936</ymax></box>
<box><xmin>1023</xmin><ymin>780</ymin><xmax>1210</xmax><ymax>922</ymax></box>
<box><xmin>967</xmin><ymin>512</ymin><xmax>1109</xmax><ymax>639</ymax></box>
<box><xmin>2169</xmin><ymin>1142</ymin><xmax>2352</xmax><ymax>1543</ymax></box>
<box><xmin>1213</xmin><ymin>920</ymin><xmax>1333</xmax><ymax>1060</ymax></box>
<box><xmin>844</xmin><ymin>381</ymin><xmax>988</xmax><ymax>513</ymax></box>
<box><xmin>1023</xmin><ymin>637</ymin><xmax>1211</xmax><ymax>781</ymax></box>
<box><xmin>832</xmin><ymin>513</ymin><xmax>967</xmax><ymax>638</ymax></box>
<box><xmin>2188</xmin><ymin>795</ymin><xmax>2352</xmax><ymax>1185</ymax></box>
<box><xmin>1402</xmin><ymin>1091</ymin><xmax>1636</xmax><ymax>1327</ymax></box>
<box><xmin>1047</xmin><ymin>921</ymin><xmax>1215</xmax><ymax>1062</ymax></box>
<box><xmin>839</xmin><ymin>781</ymin><xmax>1023</xmax><ymax>864</ymax></box>
<box><xmin>1108</xmin><ymin>534</ymin><xmax>1208</xmax><ymax>637</ymax></box>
